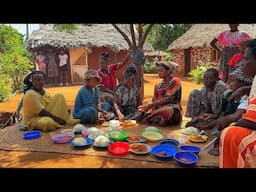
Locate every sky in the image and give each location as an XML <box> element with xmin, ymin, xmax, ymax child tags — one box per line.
<box><xmin>6</xmin><ymin>24</ymin><xmax>40</xmax><ymax>38</ymax></box>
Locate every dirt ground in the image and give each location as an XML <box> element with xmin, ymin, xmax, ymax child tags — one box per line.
<box><xmin>0</xmin><ymin>74</ymin><xmax>202</xmax><ymax>168</ymax></box>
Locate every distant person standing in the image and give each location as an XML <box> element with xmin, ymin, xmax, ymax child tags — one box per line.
<box><xmin>46</xmin><ymin>48</ymin><xmax>58</xmax><ymax>85</ymax></box>
<box><xmin>58</xmin><ymin>49</ymin><xmax>69</xmax><ymax>86</ymax></box>
<box><xmin>36</xmin><ymin>51</ymin><xmax>47</xmax><ymax>75</ymax></box>
<box><xmin>210</xmin><ymin>24</ymin><xmax>250</xmax><ymax>83</ymax></box>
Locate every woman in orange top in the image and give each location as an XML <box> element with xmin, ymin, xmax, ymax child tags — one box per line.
<box><xmin>220</xmin><ymin>39</ymin><xmax>256</xmax><ymax>168</ymax></box>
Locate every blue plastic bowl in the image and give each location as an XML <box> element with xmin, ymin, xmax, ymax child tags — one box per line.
<box><xmin>174</xmin><ymin>151</ymin><xmax>198</xmax><ymax>167</ymax></box>
<box><xmin>179</xmin><ymin>145</ymin><xmax>201</xmax><ymax>154</ymax></box>
<box><xmin>157</xmin><ymin>139</ymin><xmax>179</xmax><ymax>147</ymax></box>
<box><xmin>151</xmin><ymin>144</ymin><xmax>177</xmax><ymax>160</ymax></box>
<box><xmin>23</xmin><ymin>131</ymin><xmax>42</xmax><ymax>140</ymax></box>
<box><xmin>71</xmin><ymin>137</ymin><xmax>93</xmax><ymax>149</ymax></box>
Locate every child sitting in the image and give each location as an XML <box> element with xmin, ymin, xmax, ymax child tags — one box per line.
<box><xmin>73</xmin><ymin>70</ymin><xmax>111</xmax><ymax>124</ymax></box>
<box><xmin>187</xmin><ymin>68</ymin><xmax>252</xmax><ymax>131</ymax></box>
<box><xmin>185</xmin><ymin>68</ymin><xmax>228</xmax><ymax>126</ymax></box>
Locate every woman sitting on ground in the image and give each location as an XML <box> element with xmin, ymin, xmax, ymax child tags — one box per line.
<box><xmin>22</xmin><ymin>71</ymin><xmax>80</xmax><ymax>132</ymax></box>
<box><xmin>185</xmin><ymin>68</ymin><xmax>228</xmax><ymax>127</ymax></box>
<box><xmin>114</xmin><ymin>65</ymin><xmax>141</xmax><ymax>120</ymax></box>
<box><xmin>137</xmin><ymin>61</ymin><xmax>182</xmax><ymax>126</ymax></box>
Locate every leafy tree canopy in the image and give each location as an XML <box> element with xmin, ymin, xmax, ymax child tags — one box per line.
<box><xmin>147</xmin><ymin>24</ymin><xmax>193</xmax><ymax>51</ymax></box>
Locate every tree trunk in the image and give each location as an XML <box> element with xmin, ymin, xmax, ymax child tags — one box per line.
<box><xmin>131</xmin><ymin>48</ymin><xmax>145</xmax><ymax>105</ymax></box>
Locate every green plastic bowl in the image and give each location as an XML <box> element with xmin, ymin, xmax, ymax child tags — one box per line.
<box><xmin>109</xmin><ymin>131</ymin><xmax>128</xmax><ymax>141</ymax></box>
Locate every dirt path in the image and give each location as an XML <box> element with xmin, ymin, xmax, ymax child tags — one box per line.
<box><xmin>0</xmin><ymin>74</ymin><xmax>202</xmax><ymax>168</ymax></box>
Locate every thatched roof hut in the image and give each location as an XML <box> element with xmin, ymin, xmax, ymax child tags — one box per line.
<box><xmin>168</xmin><ymin>24</ymin><xmax>256</xmax><ymax>50</ymax></box>
<box><xmin>167</xmin><ymin>24</ymin><xmax>256</xmax><ymax>77</ymax></box>
<box><xmin>26</xmin><ymin>24</ymin><xmax>153</xmax><ymax>85</ymax></box>
<box><xmin>26</xmin><ymin>24</ymin><xmax>153</xmax><ymax>51</ymax></box>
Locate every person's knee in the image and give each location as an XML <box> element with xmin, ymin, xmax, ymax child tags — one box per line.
<box><xmin>31</xmin><ymin>117</ymin><xmax>60</xmax><ymax>132</ymax></box>
<box><xmin>189</xmin><ymin>89</ymin><xmax>200</xmax><ymax>97</ymax></box>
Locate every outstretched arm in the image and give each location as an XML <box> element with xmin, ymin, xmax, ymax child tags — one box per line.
<box><xmin>117</xmin><ymin>53</ymin><xmax>130</xmax><ymax>69</ymax></box>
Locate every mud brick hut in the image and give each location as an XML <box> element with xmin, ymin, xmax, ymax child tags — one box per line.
<box><xmin>168</xmin><ymin>24</ymin><xmax>256</xmax><ymax>77</ymax></box>
<box><xmin>26</xmin><ymin>24</ymin><xmax>153</xmax><ymax>85</ymax></box>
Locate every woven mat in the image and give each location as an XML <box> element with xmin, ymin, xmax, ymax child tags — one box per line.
<box><xmin>0</xmin><ymin>123</ymin><xmax>219</xmax><ymax>167</ymax></box>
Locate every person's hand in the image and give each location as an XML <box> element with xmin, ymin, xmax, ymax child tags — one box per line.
<box><xmin>138</xmin><ymin>105</ymin><xmax>146</xmax><ymax>112</ymax></box>
<box><xmin>198</xmin><ymin>113</ymin><xmax>216</xmax><ymax>121</ymax></box>
<box><xmin>196</xmin><ymin>124</ymin><xmax>208</xmax><ymax>130</ymax></box>
<box><xmin>215</xmin><ymin>117</ymin><xmax>231</xmax><ymax>130</ymax></box>
<box><xmin>118</xmin><ymin>114</ymin><xmax>125</xmax><ymax>122</ymax></box>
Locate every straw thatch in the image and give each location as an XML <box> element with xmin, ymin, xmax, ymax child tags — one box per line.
<box><xmin>168</xmin><ymin>24</ymin><xmax>256</xmax><ymax>50</ymax></box>
<box><xmin>26</xmin><ymin>24</ymin><xmax>153</xmax><ymax>51</ymax></box>
<box><xmin>144</xmin><ymin>50</ymin><xmax>168</xmax><ymax>56</ymax></box>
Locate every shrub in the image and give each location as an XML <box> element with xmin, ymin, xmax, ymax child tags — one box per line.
<box><xmin>144</xmin><ymin>62</ymin><xmax>157</xmax><ymax>73</ymax></box>
<box><xmin>0</xmin><ymin>74</ymin><xmax>11</xmax><ymax>102</ymax></box>
<box><xmin>189</xmin><ymin>62</ymin><xmax>216</xmax><ymax>84</ymax></box>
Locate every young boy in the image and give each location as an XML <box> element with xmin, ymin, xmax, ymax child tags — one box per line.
<box><xmin>73</xmin><ymin>70</ymin><xmax>111</xmax><ymax>124</ymax></box>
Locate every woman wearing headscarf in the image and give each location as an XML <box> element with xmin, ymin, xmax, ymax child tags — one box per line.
<box><xmin>137</xmin><ymin>61</ymin><xmax>182</xmax><ymax>126</ymax></box>
<box><xmin>22</xmin><ymin>71</ymin><xmax>80</xmax><ymax>132</ymax></box>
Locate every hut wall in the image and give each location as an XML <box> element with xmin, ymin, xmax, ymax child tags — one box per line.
<box><xmin>87</xmin><ymin>47</ymin><xmax>131</xmax><ymax>83</ymax></box>
<box><xmin>172</xmin><ymin>50</ymin><xmax>185</xmax><ymax>76</ymax></box>
<box><xmin>69</xmin><ymin>48</ymin><xmax>88</xmax><ymax>83</ymax></box>
<box><xmin>172</xmin><ymin>47</ymin><xmax>219</xmax><ymax>77</ymax></box>
<box><xmin>190</xmin><ymin>47</ymin><xmax>216</xmax><ymax>69</ymax></box>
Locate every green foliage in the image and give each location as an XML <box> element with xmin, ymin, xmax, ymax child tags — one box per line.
<box><xmin>54</xmin><ymin>24</ymin><xmax>78</xmax><ymax>33</ymax></box>
<box><xmin>147</xmin><ymin>24</ymin><xmax>193</xmax><ymax>51</ymax></box>
<box><xmin>0</xmin><ymin>24</ymin><xmax>33</xmax><ymax>101</ymax></box>
<box><xmin>189</xmin><ymin>62</ymin><xmax>216</xmax><ymax>84</ymax></box>
<box><xmin>164</xmin><ymin>52</ymin><xmax>173</xmax><ymax>61</ymax></box>
<box><xmin>144</xmin><ymin>62</ymin><xmax>157</xmax><ymax>73</ymax></box>
<box><xmin>0</xmin><ymin>71</ymin><xmax>10</xmax><ymax>102</ymax></box>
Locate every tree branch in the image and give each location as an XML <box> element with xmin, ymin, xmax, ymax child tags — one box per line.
<box><xmin>130</xmin><ymin>24</ymin><xmax>137</xmax><ymax>50</ymax></box>
<box><xmin>112</xmin><ymin>24</ymin><xmax>132</xmax><ymax>49</ymax></box>
<box><xmin>139</xmin><ymin>24</ymin><xmax>154</xmax><ymax>48</ymax></box>
<box><xmin>138</xmin><ymin>24</ymin><xmax>143</xmax><ymax>48</ymax></box>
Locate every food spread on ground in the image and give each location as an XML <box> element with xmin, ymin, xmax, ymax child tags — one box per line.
<box><xmin>189</xmin><ymin>135</ymin><xmax>208</xmax><ymax>143</ymax></box>
<box><xmin>121</xmin><ymin>120</ymin><xmax>136</xmax><ymax>126</ymax></box>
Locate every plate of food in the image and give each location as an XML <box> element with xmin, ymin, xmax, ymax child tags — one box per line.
<box><xmin>130</xmin><ymin>143</ymin><xmax>151</xmax><ymax>155</ymax></box>
<box><xmin>189</xmin><ymin>135</ymin><xmax>208</xmax><ymax>143</ymax></box>
<box><xmin>101</xmin><ymin>122</ymin><xmax>109</xmax><ymax>127</ymax></box>
<box><xmin>52</xmin><ymin>133</ymin><xmax>74</xmax><ymax>144</ymax></box>
<box><xmin>167</xmin><ymin>132</ymin><xmax>189</xmax><ymax>144</ymax></box>
<box><xmin>73</xmin><ymin>124</ymin><xmax>87</xmax><ymax>134</ymax></box>
<box><xmin>108</xmin><ymin>142</ymin><xmax>130</xmax><ymax>156</ymax></box>
<box><xmin>71</xmin><ymin>137</ymin><xmax>93</xmax><ymax>149</ymax></box>
<box><xmin>87</xmin><ymin>127</ymin><xmax>106</xmax><ymax>140</ymax></box>
<box><xmin>126</xmin><ymin>135</ymin><xmax>146</xmax><ymax>143</ymax></box>
<box><xmin>121</xmin><ymin>120</ymin><xmax>136</xmax><ymax>126</ymax></box>
<box><xmin>151</xmin><ymin>144</ymin><xmax>177</xmax><ymax>160</ymax></box>
<box><xmin>93</xmin><ymin>135</ymin><xmax>111</xmax><ymax>148</ymax></box>
<box><xmin>108</xmin><ymin>131</ymin><xmax>128</xmax><ymax>141</ymax></box>
<box><xmin>60</xmin><ymin>129</ymin><xmax>73</xmax><ymax>134</ymax></box>
<box><xmin>157</xmin><ymin>139</ymin><xmax>179</xmax><ymax>147</ymax></box>
<box><xmin>142</xmin><ymin>131</ymin><xmax>163</xmax><ymax>142</ymax></box>
<box><xmin>143</xmin><ymin>127</ymin><xmax>161</xmax><ymax>133</ymax></box>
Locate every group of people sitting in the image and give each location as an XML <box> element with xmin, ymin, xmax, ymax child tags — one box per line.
<box><xmin>185</xmin><ymin>37</ymin><xmax>256</xmax><ymax>168</ymax></box>
<box><xmin>18</xmin><ymin>51</ymin><xmax>182</xmax><ymax>133</ymax></box>
<box><xmin>18</xmin><ymin>36</ymin><xmax>256</xmax><ymax>168</ymax></box>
